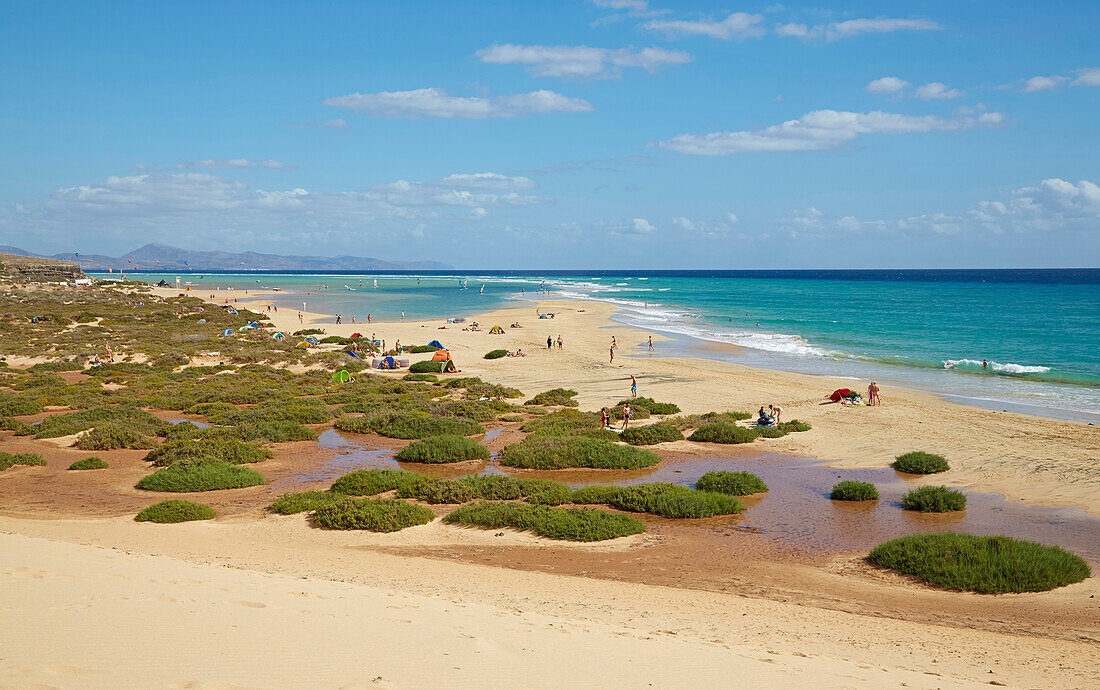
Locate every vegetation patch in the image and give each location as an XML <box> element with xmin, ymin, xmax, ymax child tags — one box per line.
<box><xmin>666</xmin><ymin>411</ymin><xmax>751</xmax><ymax>430</ymax></box>
<box><xmin>893</xmin><ymin>451</ymin><xmax>950</xmax><ymax>474</ymax></box>
<box><xmin>409</xmin><ymin>360</ymin><xmax>450</xmax><ymax>374</ymax></box>
<box><xmin>830</xmin><ymin>480</ymin><xmax>879</xmax><ymax>501</ymax></box>
<box><xmin>144</xmin><ymin>435</ymin><xmax>271</xmax><ymax>467</ymax></box>
<box><xmin>484</xmin><ymin>349</ymin><xmax>508</xmax><ymax>359</ymax></box>
<box><xmin>135</xmin><ymin>499</ymin><xmax>216</xmax><ymax>523</ymax></box>
<box><xmin>407</xmin><ymin>345</ymin><xmax>441</xmax><ymax>354</ymax></box>
<box><xmin>618</xmin><ymin>397</ymin><xmax>681</xmax><ymax>415</ymax></box>
<box><xmin>402</xmin><ymin>373</ymin><xmax>437</xmax><ymax>382</ymax></box>
<box><xmin>0</xmin><ymin>398</ymin><xmax>43</xmax><ymax>416</ymax></box>
<box><xmin>68</xmin><ymin>456</ymin><xmax>109</xmax><ymax>470</ymax></box>
<box><xmin>610</xmin><ymin>483</ymin><xmax>744</xmax><ymax>519</ymax></box>
<box><xmin>499</xmin><ymin>435</ymin><xmax>660</xmax><ymax>470</ymax></box>
<box><xmin>73</xmin><ymin>423</ymin><xmax>157</xmax><ymax>450</ymax></box>
<box><xmin>695</xmin><ymin>471</ymin><xmax>768</xmax><ymax>495</ymax></box>
<box><xmin>525</xmin><ymin>388</ymin><xmax>579</xmax><ymax>407</ymax></box>
<box><xmin>19</xmin><ymin>405</ymin><xmax>169</xmax><ymax>439</ymax></box>
<box><xmin>270</xmin><ymin>490</ymin><xmax>347</xmax><ymax>514</ymax></box>
<box><xmin>570</xmin><ymin>484</ymin><xmax>624</xmax><ymax>505</ymax></box>
<box><xmin>395</xmin><ymin>435</ymin><xmax>490</xmax><ymax>464</ymax></box>
<box><xmin>335</xmin><ymin>412</ymin><xmax>483</xmax><ymax>440</ymax></box>
<box><xmin>867</xmin><ymin>533</ymin><xmax>1091</xmax><ymax>593</ymax></box>
<box><xmin>443</xmin><ymin>501</ymin><xmax>645</xmax><ymax>542</ymax></box>
<box><xmin>313</xmin><ymin>497</ymin><xmax>434</xmax><ymax>532</ymax></box>
<box><xmin>0</xmin><ymin>451</ymin><xmax>47</xmax><ymax>471</ymax></box>
<box><xmin>778</xmin><ymin>420</ymin><xmax>811</xmax><ymax>432</ymax></box>
<box><xmin>519</xmin><ymin>409</ymin><xmax>616</xmax><ymax>440</ymax></box>
<box><xmin>135</xmin><ymin>459</ymin><xmax>266</xmax><ymax>492</ymax></box>
<box><xmin>619</xmin><ymin>423</ymin><xmax>683</xmax><ymax>445</ymax></box>
<box><xmin>499</xmin><ymin>413</ymin><xmax>524</xmax><ymax>422</ymax></box>
<box><xmin>757</xmin><ymin>426</ymin><xmax>788</xmax><ymax>439</ymax></box>
<box><xmin>397</xmin><ymin>473</ymin><xmax>573</xmax><ymax>506</ymax></box>
<box><xmin>901</xmin><ymin>486</ymin><xmax>967</xmax><ymax>512</ymax></box>
<box><xmin>330</xmin><ymin>468</ymin><xmax>428</xmax><ymax>496</ymax></box>
<box><xmin>688</xmin><ymin>422</ymin><xmax>760</xmax><ymax>444</ymax></box>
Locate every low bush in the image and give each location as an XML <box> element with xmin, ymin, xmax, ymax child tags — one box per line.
<box><xmin>409</xmin><ymin>360</ymin><xmax>450</xmax><ymax>374</ymax></box>
<box><xmin>499</xmin><ymin>435</ymin><xmax>661</xmax><ymax>470</ymax></box>
<box><xmin>867</xmin><ymin>533</ymin><xmax>1091</xmax><ymax>593</ymax></box>
<box><xmin>610</xmin><ymin>483</ymin><xmax>744</xmax><ymax>519</ymax></box>
<box><xmin>144</xmin><ymin>435</ymin><xmax>270</xmax><ymax>466</ymax></box>
<box><xmin>757</xmin><ymin>426</ymin><xmax>788</xmax><ymax>439</ymax></box>
<box><xmin>397</xmin><ymin>474</ymin><xmax>573</xmax><ymax>506</ymax></box>
<box><xmin>403</xmin><ymin>373</ymin><xmax>438</xmax><ymax>382</ymax></box>
<box><xmin>23</xmin><ymin>406</ymin><xmax>169</xmax><ymax>439</ymax></box>
<box><xmin>0</xmin><ymin>398</ymin><xmax>43</xmax><ymax>416</ymax></box>
<box><xmin>830</xmin><ymin>480</ymin><xmax>879</xmax><ymax>501</ymax></box>
<box><xmin>499</xmin><ymin>413</ymin><xmax>524</xmax><ymax>422</ymax></box>
<box><xmin>313</xmin><ymin>497</ymin><xmax>434</xmax><ymax>532</ymax></box>
<box><xmin>68</xmin><ymin>457</ymin><xmax>109</xmax><ymax>470</ymax></box>
<box><xmin>270</xmin><ymin>490</ymin><xmax>346</xmax><ymax>514</ymax></box>
<box><xmin>293</xmin><ymin>329</ymin><xmax>325</xmax><ymax>336</ymax></box>
<box><xmin>688</xmin><ymin>423</ymin><xmax>760</xmax><ymax>444</ymax></box>
<box><xmin>525</xmin><ymin>388</ymin><xmax>579</xmax><ymax>407</ymax></box>
<box><xmin>463</xmin><ymin>382</ymin><xmax>523</xmax><ymax>400</ymax></box>
<box><xmin>0</xmin><ymin>452</ymin><xmax>47</xmax><ymax>471</ymax></box>
<box><xmin>695</xmin><ymin>471</ymin><xmax>768</xmax><ymax>496</ymax></box>
<box><xmin>407</xmin><ymin>345</ymin><xmax>440</xmax><ymax>354</ymax></box>
<box><xmin>232</xmin><ymin>420</ymin><xmax>318</xmax><ymax>443</ymax></box>
<box><xmin>331</xmin><ymin>468</ymin><xmax>428</xmax><ymax>496</ymax></box>
<box><xmin>608</xmin><ymin>404</ymin><xmax>650</xmax><ymax>421</ymax></box>
<box><xmin>0</xmin><ymin>417</ymin><xmax>30</xmax><ymax>433</ymax></box>
<box><xmin>666</xmin><ymin>411</ymin><xmax>752</xmax><ymax>430</ymax></box>
<box><xmin>570</xmin><ymin>484</ymin><xmax>624</xmax><ymax>505</ymax></box>
<box><xmin>135</xmin><ymin>499</ymin><xmax>216</xmax><ymax>523</ymax></box>
<box><xmin>618</xmin><ymin>397</ymin><xmax>681</xmax><ymax>415</ymax></box>
<box><xmin>409</xmin><ymin>478</ymin><xmax>480</xmax><ymax>504</ymax></box>
<box><xmin>376</xmin><ymin>414</ymin><xmax>483</xmax><ymax>440</ymax></box>
<box><xmin>73</xmin><ymin>423</ymin><xmax>157</xmax><ymax>450</ymax></box>
<box><xmin>443</xmin><ymin>501</ymin><xmax>645</xmax><ymax>542</ymax></box>
<box><xmin>135</xmin><ymin>459</ymin><xmax>266</xmax><ymax>492</ymax></box>
<box><xmin>484</xmin><ymin>349</ymin><xmax>508</xmax><ymax>359</ymax></box>
<box><xmin>893</xmin><ymin>451</ymin><xmax>950</xmax><ymax>474</ymax></box>
<box><xmin>319</xmin><ymin>335</ymin><xmax>352</xmax><ymax>345</ymax></box>
<box><xmin>395</xmin><ymin>435</ymin><xmax>490</xmax><ymax>464</ymax></box>
<box><xmin>520</xmin><ymin>409</ymin><xmax>616</xmax><ymax>440</ymax></box>
<box><xmin>778</xmin><ymin>420</ymin><xmax>812</xmax><ymax>433</ymax></box>
<box><xmin>619</xmin><ymin>423</ymin><xmax>683</xmax><ymax>445</ymax></box>
<box><xmin>901</xmin><ymin>486</ymin><xmax>967</xmax><ymax>512</ymax></box>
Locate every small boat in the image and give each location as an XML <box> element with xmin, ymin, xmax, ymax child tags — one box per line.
<box><xmin>480</xmin><ymin>284</ymin><xmax>485</xmax><ymax>294</ymax></box>
<box><xmin>344</xmin><ymin>285</ymin><xmax>355</xmax><ymax>291</ymax></box>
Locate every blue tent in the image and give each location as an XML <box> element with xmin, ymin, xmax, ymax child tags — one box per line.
<box><xmin>221</xmin><ymin>328</ymin><xmax>233</xmax><ymax>336</ymax></box>
<box><xmin>428</xmin><ymin>340</ymin><xmax>445</xmax><ymax>349</ymax></box>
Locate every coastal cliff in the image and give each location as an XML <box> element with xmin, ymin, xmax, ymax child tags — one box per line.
<box><xmin>0</xmin><ymin>252</ymin><xmax>87</xmax><ymax>282</ymax></box>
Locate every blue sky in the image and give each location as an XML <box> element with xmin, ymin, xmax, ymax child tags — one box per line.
<box><xmin>1</xmin><ymin>0</ymin><xmax>1098</xmax><ymax>268</ymax></box>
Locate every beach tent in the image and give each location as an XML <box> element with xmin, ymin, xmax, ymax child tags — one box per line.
<box><xmin>428</xmin><ymin>340</ymin><xmax>445</xmax><ymax>349</ymax></box>
<box><xmin>221</xmin><ymin>328</ymin><xmax>234</xmax><ymax>337</ymax></box>
<box><xmin>295</xmin><ymin>341</ymin><xmax>310</xmax><ymax>349</ymax></box>
<box><xmin>331</xmin><ymin>370</ymin><xmax>351</xmax><ymax>383</ymax></box>
<box><xmin>247</xmin><ymin>321</ymin><xmax>259</xmax><ymax>328</ymax></box>
<box><xmin>305</xmin><ymin>336</ymin><xmax>319</xmax><ymax>345</ymax></box>
<box><xmin>431</xmin><ymin>349</ymin><xmax>451</xmax><ymax>361</ymax></box>
<box><xmin>489</xmin><ymin>325</ymin><xmax>504</xmax><ymax>334</ymax></box>
<box><xmin>438</xmin><ymin>359</ymin><xmax>457</xmax><ymax>373</ymax></box>
<box><xmin>350</xmin><ymin>332</ymin><xmax>363</xmax><ymax>339</ymax></box>
<box><xmin>227</xmin><ymin>309</ymin><xmax>238</xmax><ymax>315</ymax></box>
<box><xmin>272</xmin><ymin>332</ymin><xmax>285</xmax><ymax>340</ymax></box>
<box><xmin>197</xmin><ymin>318</ymin><xmax>206</xmax><ymax>325</ymax></box>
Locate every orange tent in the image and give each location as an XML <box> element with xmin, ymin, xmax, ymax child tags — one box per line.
<box><xmin>431</xmin><ymin>349</ymin><xmax>452</xmax><ymax>361</ymax></box>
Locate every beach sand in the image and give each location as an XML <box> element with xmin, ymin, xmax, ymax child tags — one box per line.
<box><xmin>2</xmin><ymin>285</ymin><xmax>1097</xmax><ymax>687</ymax></box>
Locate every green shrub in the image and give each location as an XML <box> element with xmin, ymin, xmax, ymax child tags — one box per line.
<box><xmin>484</xmin><ymin>349</ymin><xmax>508</xmax><ymax>359</ymax></box>
<box><xmin>73</xmin><ymin>423</ymin><xmax>157</xmax><ymax>450</ymax></box>
<box><xmin>395</xmin><ymin>435</ymin><xmax>490</xmax><ymax>464</ymax></box>
<box><xmin>463</xmin><ymin>382</ymin><xmax>523</xmax><ymax>400</ymax></box>
<box><xmin>397</xmin><ymin>474</ymin><xmax>572</xmax><ymax>506</ymax></box>
<box><xmin>867</xmin><ymin>534</ymin><xmax>1091</xmax><ymax>593</ymax></box>
<box><xmin>409</xmin><ymin>360</ymin><xmax>450</xmax><ymax>374</ymax></box>
<box><xmin>24</xmin><ymin>406</ymin><xmax>168</xmax><ymax>439</ymax></box>
<box><xmin>0</xmin><ymin>398</ymin><xmax>43</xmax><ymax>416</ymax></box>
<box><xmin>499</xmin><ymin>436</ymin><xmax>660</xmax><ymax>470</ymax></box>
<box><xmin>231</xmin><ymin>419</ymin><xmax>318</xmax><ymax>443</ymax></box>
<box><xmin>893</xmin><ymin>451</ymin><xmax>950</xmax><ymax>474</ymax></box>
<box><xmin>666</xmin><ymin>411</ymin><xmax>751</xmax><ymax>430</ymax></box>
<box><xmin>377</xmin><ymin>414</ymin><xmax>483</xmax><ymax>440</ymax></box>
<box><xmin>688</xmin><ymin>423</ymin><xmax>760</xmax><ymax>444</ymax></box>
<box><xmin>144</xmin><ymin>435</ymin><xmax>271</xmax><ymax>467</ymax></box>
<box><xmin>331</xmin><ymin>468</ymin><xmax>428</xmax><ymax>496</ymax></box>
<box><xmin>830</xmin><ymin>480</ymin><xmax>879</xmax><ymax>501</ymax></box>
<box><xmin>525</xmin><ymin>388</ymin><xmax>579</xmax><ymax>407</ymax></box>
<box><xmin>409</xmin><ymin>478</ymin><xmax>480</xmax><ymax>504</ymax></box>
<box><xmin>135</xmin><ymin>459</ymin><xmax>266</xmax><ymax>492</ymax></box>
<box><xmin>0</xmin><ymin>417</ymin><xmax>30</xmax><ymax>433</ymax></box>
<box><xmin>270</xmin><ymin>490</ymin><xmax>346</xmax><ymax>514</ymax></box>
<box><xmin>902</xmin><ymin>486</ymin><xmax>967</xmax><ymax>512</ymax></box>
<box><xmin>319</xmin><ymin>335</ymin><xmax>352</xmax><ymax>345</ymax></box>
<box><xmin>444</xmin><ymin>502</ymin><xmax>645</xmax><ymax>542</ymax></box>
<box><xmin>608</xmin><ymin>404</ymin><xmax>650</xmax><ymax>421</ymax></box>
<box><xmin>403</xmin><ymin>373</ymin><xmax>438</xmax><ymax>382</ymax></box>
<box><xmin>135</xmin><ymin>499</ymin><xmax>216</xmax><ymax>523</ymax></box>
<box><xmin>610</xmin><ymin>483</ymin><xmax>744</xmax><ymax>518</ymax></box>
<box><xmin>499</xmin><ymin>413</ymin><xmax>524</xmax><ymax>422</ymax></box>
<box><xmin>294</xmin><ymin>329</ymin><xmax>325</xmax><ymax>336</ymax></box>
<box><xmin>407</xmin><ymin>345</ymin><xmax>440</xmax><ymax>354</ymax></box>
<box><xmin>520</xmin><ymin>409</ymin><xmax>615</xmax><ymax>440</ymax></box>
<box><xmin>313</xmin><ymin>498</ymin><xmax>434</xmax><ymax>532</ymax></box>
<box><xmin>68</xmin><ymin>457</ymin><xmax>109</xmax><ymax>470</ymax></box>
<box><xmin>695</xmin><ymin>471</ymin><xmax>768</xmax><ymax>495</ymax></box>
<box><xmin>619</xmin><ymin>423</ymin><xmax>683</xmax><ymax>445</ymax></box>
<box><xmin>570</xmin><ymin>485</ymin><xmax>624</xmax><ymax>504</ymax></box>
<box><xmin>618</xmin><ymin>397</ymin><xmax>681</xmax><ymax>415</ymax></box>
<box><xmin>0</xmin><ymin>452</ymin><xmax>47</xmax><ymax>471</ymax></box>
<box><xmin>757</xmin><ymin>426</ymin><xmax>788</xmax><ymax>438</ymax></box>
<box><xmin>778</xmin><ymin>420</ymin><xmax>812</xmax><ymax>432</ymax></box>
<box><xmin>186</xmin><ymin>401</ymin><xmax>240</xmax><ymax>418</ymax></box>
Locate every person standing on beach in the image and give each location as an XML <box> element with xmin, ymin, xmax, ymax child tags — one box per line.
<box><xmin>609</xmin><ymin>345</ymin><xmax>615</xmax><ymax>364</ymax></box>
<box><xmin>336</xmin><ymin>315</ymin><xmax>341</xmax><ymax>325</ymax></box>
<box><xmin>298</xmin><ymin>312</ymin><xmax>303</xmax><ymax>324</ymax></box>
<box><xmin>367</xmin><ymin>314</ymin><xmax>372</xmax><ymax>324</ymax></box>
<box><xmin>401</xmin><ymin>311</ymin><xmax>405</xmax><ymax>322</ymax></box>
<box><xmin>556</xmin><ymin>334</ymin><xmax>563</xmax><ymax>349</ymax></box>
<box><xmin>769</xmin><ymin>404</ymin><xmax>782</xmax><ymax>423</ymax></box>
<box><xmin>648</xmin><ymin>336</ymin><xmax>653</xmax><ymax>352</ymax></box>
<box><xmin>621</xmin><ymin>403</ymin><xmax>632</xmax><ymax>430</ymax></box>
<box><xmin>611</xmin><ymin>336</ymin><xmax>617</xmax><ymax>350</ymax></box>
<box><xmin>547</xmin><ymin>335</ymin><xmax>553</xmax><ymax>349</ymax></box>
<box><xmin>600</xmin><ymin>407</ymin><xmax>610</xmax><ymax>429</ymax></box>
<box><xmin>868</xmin><ymin>382</ymin><xmax>880</xmax><ymax>406</ymax></box>
<box><xmin>630</xmin><ymin>375</ymin><xmax>637</xmax><ymax>398</ymax></box>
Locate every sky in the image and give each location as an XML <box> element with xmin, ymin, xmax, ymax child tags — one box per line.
<box><xmin>1</xmin><ymin>0</ymin><xmax>1098</xmax><ymax>269</ymax></box>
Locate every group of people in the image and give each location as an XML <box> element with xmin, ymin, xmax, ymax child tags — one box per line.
<box><xmin>546</xmin><ymin>334</ymin><xmax>563</xmax><ymax>349</ymax></box>
<box><xmin>600</xmin><ymin>402</ymin><xmax>634</xmax><ymax>431</ymax></box>
<box><xmin>756</xmin><ymin>404</ymin><xmax>783</xmax><ymax>427</ymax></box>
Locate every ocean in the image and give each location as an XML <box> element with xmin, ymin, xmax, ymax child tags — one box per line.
<box><xmin>100</xmin><ymin>269</ymin><xmax>1100</xmax><ymax>422</ymax></box>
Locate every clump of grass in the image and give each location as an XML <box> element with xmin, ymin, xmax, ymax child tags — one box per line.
<box><xmin>499</xmin><ymin>435</ymin><xmax>660</xmax><ymax>470</ymax></box>
<box><xmin>570</xmin><ymin>485</ymin><xmax>624</xmax><ymax>504</ymax></box>
<box><xmin>666</xmin><ymin>411</ymin><xmax>751</xmax><ymax>430</ymax></box>
<box><xmin>830</xmin><ymin>480</ymin><xmax>879</xmax><ymax>501</ymax></box>
<box><xmin>0</xmin><ymin>398</ymin><xmax>43</xmax><ymax>416</ymax></box>
<box><xmin>463</xmin><ymin>382</ymin><xmax>524</xmax><ymax>400</ymax></box>
<box><xmin>444</xmin><ymin>502</ymin><xmax>646</xmax><ymax>542</ymax></box>
<box><xmin>397</xmin><ymin>474</ymin><xmax>573</xmax><ymax>506</ymax></box>
<box><xmin>893</xmin><ymin>451</ymin><xmax>949</xmax><ymax>474</ymax></box>
<box><xmin>519</xmin><ymin>409</ymin><xmax>616</xmax><ymax>440</ymax></box>
<box><xmin>499</xmin><ymin>413</ymin><xmax>524</xmax><ymax>422</ymax></box>
<box><xmin>68</xmin><ymin>456</ymin><xmax>109</xmax><ymax>470</ymax></box>
<box><xmin>901</xmin><ymin>486</ymin><xmax>966</xmax><ymax>512</ymax></box>
<box><xmin>409</xmin><ymin>360</ymin><xmax>450</xmax><ymax>374</ymax></box>
<box><xmin>135</xmin><ymin>459</ymin><xmax>266</xmax><ymax>492</ymax></box>
<box><xmin>688</xmin><ymin>422</ymin><xmax>760</xmax><ymax>444</ymax></box>
<box><xmin>610</xmin><ymin>483</ymin><xmax>744</xmax><ymax>518</ymax></box>
<box><xmin>21</xmin><ymin>405</ymin><xmax>169</xmax><ymax>439</ymax></box>
<box><xmin>484</xmin><ymin>349</ymin><xmax>508</xmax><ymax>359</ymax></box>
<box><xmin>231</xmin><ymin>419</ymin><xmax>318</xmax><ymax>443</ymax></box>
<box><xmin>0</xmin><ymin>417</ymin><xmax>30</xmax><ymax>433</ymax></box>
<box><xmin>407</xmin><ymin>345</ymin><xmax>441</xmax><ymax>354</ymax></box>
<box><xmin>619</xmin><ymin>423</ymin><xmax>683</xmax><ymax>445</ymax></box>
<box><xmin>867</xmin><ymin>533</ymin><xmax>1091</xmax><ymax>593</ymax></box>
<box><xmin>330</xmin><ymin>468</ymin><xmax>428</xmax><ymax>496</ymax></box>
<box><xmin>144</xmin><ymin>435</ymin><xmax>271</xmax><ymax>467</ymax></box>
<box><xmin>757</xmin><ymin>426</ymin><xmax>788</xmax><ymax>439</ymax></box>
<box><xmin>334</xmin><ymin>413</ymin><xmax>483</xmax><ymax>439</ymax></box>
<box><xmin>525</xmin><ymin>388</ymin><xmax>579</xmax><ymax>407</ymax></box>
<box><xmin>695</xmin><ymin>471</ymin><xmax>768</xmax><ymax>495</ymax></box>
<box><xmin>778</xmin><ymin>420</ymin><xmax>811</xmax><ymax>432</ymax></box>
<box><xmin>395</xmin><ymin>435</ymin><xmax>490</xmax><ymax>464</ymax></box>
<box><xmin>403</xmin><ymin>373</ymin><xmax>437</xmax><ymax>382</ymax></box>
<box><xmin>608</xmin><ymin>404</ymin><xmax>650</xmax><ymax>421</ymax></box>
<box><xmin>135</xmin><ymin>499</ymin><xmax>216</xmax><ymax>523</ymax></box>
<box><xmin>0</xmin><ymin>451</ymin><xmax>47</xmax><ymax>471</ymax></box>
<box><xmin>73</xmin><ymin>423</ymin><xmax>157</xmax><ymax>450</ymax></box>
<box><xmin>269</xmin><ymin>490</ymin><xmax>346</xmax><ymax>514</ymax></box>
<box><xmin>313</xmin><ymin>497</ymin><xmax>434</xmax><ymax>532</ymax></box>
<box><xmin>618</xmin><ymin>397</ymin><xmax>681</xmax><ymax>415</ymax></box>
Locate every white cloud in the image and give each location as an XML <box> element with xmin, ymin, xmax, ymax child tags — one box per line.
<box><xmin>866</xmin><ymin>77</ymin><xmax>910</xmax><ymax>94</ymax></box>
<box><xmin>778</xmin><ymin>18</ymin><xmax>941</xmax><ymax>42</ymax></box>
<box><xmin>726</xmin><ymin>212</ymin><xmax>740</xmax><ymax>224</ymax></box>
<box><xmin>288</xmin><ymin>118</ymin><xmax>350</xmax><ymax>129</ymax></box>
<box><xmin>632</xmin><ymin>218</ymin><xmax>655</xmax><ymax>233</ymax></box>
<box><xmin>324</xmin><ymin>88</ymin><xmax>593</xmax><ymax>119</ymax></box>
<box><xmin>669</xmin><ymin>214</ymin><xmax>740</xmax><ymax>237</ymax></box>
<box><xmin>914</xmin><ymin>82</ymin><xmax>963</xmax><ymax>99</ymax></box>
<box><xmin>182</xmin><ymin>158</ymin><xmax>296</xmax><ymax>170</ymax></box>
<box><xmin>1022</xmin><ymin>75</ymin><xmax>1068</xmax><ymax>93</ymax></box>
<box><xmin>644</xmin><ymin>12</ymin><xmax>765</xmax><ymax>40</ymax></box>
<box><xmin>659</xmin><ymin>109</ymin><xmax>1005</xmax><ymax>155</ymax></box>
<box><xmin>1071</xmin><ymin>67</ymin><xmax>1100</xmax><ymax>87</ymax></box>
<box><xmin>591</xmin><ymin>0</ymin><xmax>648</xmax><ymax>10</ymax></box>
<box><xmin>671</xmin><ymin>216</ymin><xmax>695</xmax><ymax>231</ymax></box>
<box><xmin>476</xmin><ymin>44</ymin><xmax>690</xmax><ymax>79</ymax></box>
<box><xmin>1011</xmin><ymin>67</ymin><xmax>1098</xmax><ymax>93</ymax></box>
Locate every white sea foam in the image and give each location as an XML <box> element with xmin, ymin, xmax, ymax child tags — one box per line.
<box><xmin>943</xmin><ymin>359</ymin><xmax>1051</xmax><ymax>374</ymax></box>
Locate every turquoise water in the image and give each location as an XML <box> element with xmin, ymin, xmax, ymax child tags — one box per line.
<box><xmin>103</xmin><ymin>271</ymin><xmax>1100</xmax><ymax>420</ymax></box>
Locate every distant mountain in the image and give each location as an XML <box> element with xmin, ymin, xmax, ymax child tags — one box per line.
<box><xmin>4</xmin><ymin>243</ymin><xmax>451</xmax><ymax>272</ymax></box>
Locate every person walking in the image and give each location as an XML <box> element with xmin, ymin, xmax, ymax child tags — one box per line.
<box><xmin>556</xmin><ymin>334</ymin><xmax>563</xmax><ymax>349</ymax></box>
<box><xmin>648</xmin><ymin>336</ymin><xmax>653</xmax><ymax>352</ymax></box>
<box><xmin>630</xmin><ymin>375</ymin><xmax>637</xmax><ymax>398</ymax></box>
<box><xmin>547</xmin><ymin>335</ymin><xmax>553</xmax><ymax>349</ymax></box>
<box><xmin>610</xmin><ymin>345</ymin><xmax>615</xmax><ymax>364</ymax></box>
<box><xmin>621</xmin><ymin>403</ymin><xmax>632</xmax><ymax>430</ymax></box>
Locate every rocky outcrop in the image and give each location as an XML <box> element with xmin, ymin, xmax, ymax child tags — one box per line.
<box><xmin>0</xmin><ymin>252</ymin><xmax>87</xmax><ymax>282</ymax></box>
